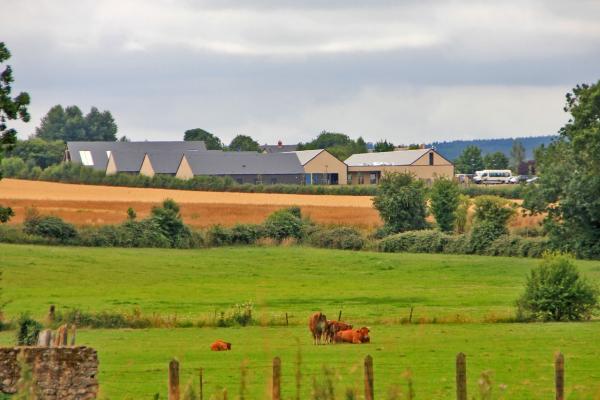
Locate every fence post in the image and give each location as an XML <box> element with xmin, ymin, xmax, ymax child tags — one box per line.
<box><xmin>408</xmin><ymin>306</ymin><xmax>414</xmax><ymax>323</ymax></box>
<box><xmin>272</xmin><ymin>357</ymin><xmax>281</xmax><ymax>400</ymax></box>
<box><xmin>199</xmin><ymin>368</ymin><xmax>203</xmax><ymax>400</ymax></box>
<box><xmin>338</xmin><ymin>310</ymin><xmax>342</xmax><ymax>321</ymax></box>
<box><xmin>456</xmin><ymin>352</ymin><xmax>467</xmax><ymax>400</ymax></box>
<box><xmin>70</xmin><ymin>325</ymin><xmax>77</xmax><ymax>346</ymax></box>
<box><xmin>286</xmin><ymin>313</ymin><xmax>289</xmax><ymax>326</ymax></box>
<box><xmin>169</xmin><ymin>359</ymin><xmax>180</xmax><ymax>400</ymax></box>
<box><xmin>555</xmin><ymin>352</ymin><xmax>564</xmax><ymax>400</ymax></box>
<box><xmin>364</xmin><ymin>355</ymin><xmax>374</xmax><ymax>400</ymax></box>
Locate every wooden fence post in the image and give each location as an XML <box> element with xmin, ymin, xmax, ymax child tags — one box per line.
<box><xmin>456</xmin><ymin>352</ymin><xmax>467</xmax><ymax>400</ymax></box>
<box><xmin>364</xmin><ymin>355</ymin><xmax>374</xmax><ymax>400</ymax></box>
<box><xmin>168</xmin><ymin>359</ymin><xmax>180</xmax><ymax>400</ymax></box>
<box><xmin>338</xmin><ymin>310</ymin><xmax>342</xmax><ymax>321</ymax></box>
<box><xmin>48</xmin><ymin>305</ymin><xmax>55</xmax><ymax>323</ymax></box>
<box><xmin>70</xmin><ymin>325</ymin><xmax>77</xmax><ymax>346</ymax></box>
<box><xmin>408</xmin><ymin>306</ymin><xmax>414</xmax><ymax>323</ymax></box>
<box><xmin>285</xmin><ymin>313</ymin><xmax>289</xmax><ymax>326</ymax></box>
<box><xmin>272</xmin><ymin>357</ymin><xmax>281</xmax><ymax>400</ymax></box>
<box><xmin>199</xmin><ymin>368</ymin><xmax>203</xmax><ymax>400</ymax></box>
<box><xmin>555</xmin><ymin>352</ymin><xmax>564</xmax><ymax>400</ymax></box>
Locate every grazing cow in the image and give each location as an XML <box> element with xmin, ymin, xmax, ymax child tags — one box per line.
<box><xmin>325</xmin><ymin>320</ymin><xmax>353</xmax><ymax>343</ymax></box>
<box><xmin>334</xmin><ymin>327</ymin><xmax>370</xmax><ymax>344</ymax></box>
<box><xmin>308</xmin><ymin>312</ymin><xmax>328</xmax><ymax>345</ymax></box>
<box><xmin>210</xmin><ymin>340</ymin><xmax>232</xmax><ymax>351</ymax></box>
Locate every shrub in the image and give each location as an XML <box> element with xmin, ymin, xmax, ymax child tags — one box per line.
<box><xmin>0</xmin><ymin>206</ymin><xmax>15</xmax><ymax>223</ymax></box>
<box><xmin>454</xmin><ymin>194</ymin><xmax>471</xmax><ymax>234</ymax></box>
<box><xmin>230</xmin><ymin>224</ymin><xmax>264</xmax><ymax>244</ymax></box>
<box><xmin>16</xmin><ymin>314</ymin><xmax>42</xmax><ymax>345</ymax></box>
<box><xmin>516</xmin><ymin>253</ymin><xmax>599</xmax><ymax>321</ymax></box>
<box><xmin>150</xmin><ymin>199</ymin><xmax>192</xmax><ymax>247</ymax></box>
<box><xmin>264</xmin><ymin>208</ymin><xmax>304</xmax><ymax>241</ymax></box>
<box><xmin>308</xmin><ymin>226</ymin><xmax>365</xmax><ymax>250</ymax></box>
<box><xmin>23</xmin><ymin>208</ymin><xmax>77</xmax><ymax>242</ymax></box>
<box><xmin>443</xmin><ymin>234</ymin><xmax>470</xmax><ymax>254</ymax></box>
<box><xmin>0</xmin><ymin>157</ymin><xmax>28</xmax><ymax>178</ymax></box>
<box><xmin>216</xmin><ymin>301</ymin><xmax>255</xmax><ymax>327</ymax></box>
<box><xmin>379</xmin><ymin>230</ymin><xmax>450</xmax><ymax>254</ymax></box>
<box><xmin>429</xmin><ymin>177</ymin><xmax>460</xmax><ymax>233</ymax></box>
<box><xmin>470</xmin><ymin>196</ymin><xmax>516</xmax><ymax>252</ymax></box>
<box><xmin>373</xmin><ymin>173</ymin><xmax>428</xmax><ymax>233</ymax></box>
<box><xmin>206</xmin><ymin>225</ymin><xmax>233</xmax><ymax>246</ymax></box>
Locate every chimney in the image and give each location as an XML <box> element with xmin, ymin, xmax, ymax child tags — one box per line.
<box><xmin>277</xmin><ymin>140</ymin><xmax>283</xmax><ymax>148</ymax></box>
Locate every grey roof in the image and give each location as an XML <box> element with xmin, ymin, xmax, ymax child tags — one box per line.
<box><xmin>109</xmin><ymin>150</ymin><xmax>146</xmax><ymax>173</ymax></box>
<box><xmin>184</xmin><ymin>151</ymin><xmax>304</xmax><ymax>175</ymax></box>
<box><xmin>283</xmin><ymin>149</ymin><xmax>324</xmax><ymax>165</ymax></box>
<box><xmin>144</xmin><ymin>150</ymin><xmax>205</xmax><ymax>174</ymax></box>
<box><xmin>66</xmin><ymin>141</ymin><xmax>207</xmax><ymax>170</ymax></box>
<box><xmin>345</xmin><ymin>149</ymin><xmax>430</xmax><ymax>167</ymax></box>
<box><xmin>260</xmin><ymin>144</ymin><xmax>298</xmax><ymax>153</ymax></box>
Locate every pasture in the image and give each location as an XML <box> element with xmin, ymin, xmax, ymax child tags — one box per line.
<box><xmin>1</xmin><ymin>244</ymin><xmax>600</xmax><ymax>398</ymax></box>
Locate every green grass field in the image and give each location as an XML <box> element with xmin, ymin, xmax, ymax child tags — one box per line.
<box><xmin>1</xmin><ymin>244</ymin><xmax>600</xmax><ymax>399</ymax></box>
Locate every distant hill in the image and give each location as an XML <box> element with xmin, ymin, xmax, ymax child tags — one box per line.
<box><xmin>429</xmin><ymin>135</ymin><xmax>556</xmax><ymax>161</ymax></box>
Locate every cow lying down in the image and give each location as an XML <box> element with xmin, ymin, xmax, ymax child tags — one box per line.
<box><xmin>334</xmin><ymin>327</ymin><xmax>370</xmax><ymax>344</ymax></box>
<box><xmin>210</xmin><ymin>340</ymin><xmax>232</xmax><ymax>351</ymax></box>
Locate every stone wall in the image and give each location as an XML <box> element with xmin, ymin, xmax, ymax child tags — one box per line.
<box><xmin>0</xmin><ymin>346</ymin><xmax>98</xmax><ymax>399</ymax></box>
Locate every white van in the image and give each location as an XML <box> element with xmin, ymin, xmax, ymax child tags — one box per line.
<box><xmin>473</xmin><ymin>170</ymin><xmax>512</xmax><ymax>184</ymax></box>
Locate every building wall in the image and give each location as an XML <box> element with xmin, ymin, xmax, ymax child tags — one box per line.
<box><xmin>348</xmin><ymin>164</ymin><xmax>454</xmax><ymax>184</ymax></box>
<box><xmin>221</xmin><ymin>174</ymin><xmax>304</xmax><ymax>185</ymax></box>
<box><xmin>303</xmin><ymin>151</ymin><xmax>348</xmax><ymax>185</ymax></box>
<box><xmin>175</xmin><ymin>156</ymin><xmax>194</xmax><ymax>180</ymax></box>
<box><xmin>105</xmin><ymin>155</ymin><xmax>117</xmax><ymax>175</ymax></box>
<box><xmin>412</xmin><ymin>150</ymin><xmax>453</xmax><ymax>166</ymax></box>
<box><xmin>0</xmin><ymin>346</ymin><xmax>99</xmax><ymax>399</ymax></box>
<box><xmin>139</xmin><ymin>155</ymin><xmax>155</xmax><ymax>178</ymax></box>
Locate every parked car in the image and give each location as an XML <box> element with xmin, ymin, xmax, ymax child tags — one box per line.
<box><xmin>526</xmin><ymin>176</ymin><xmax>539</xmax><ymax>184</ymax></box>
<box><xmin>509</xmin><ymin>175</ymin><xmax>529</xmax><ymax>184</ymax></box>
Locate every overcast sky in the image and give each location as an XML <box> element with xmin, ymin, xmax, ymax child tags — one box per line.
<box><xmin>3</xmin><ymin>0</ymin><xmax>600</xmax><ymax>145</ymax></box>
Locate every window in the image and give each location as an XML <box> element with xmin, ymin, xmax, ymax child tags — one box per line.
<box><xmin>369</xmin><ymin>173</ymin><xmax>378</xmax><ymax>184</ymax></box>
<box><xmin>429</xmin><ymin>152</ymin><xmax>434</xmax><ymax>165</ymax></box>
<box><xmin>347</xmin><ymin>174</ymin><xmax>353</xmax><ymax>184</ymax></box>
<box><xmin>270</xmin><ymin>177</ymin><xmax>277</xmax><ymax>184</ymax></box>
<box><xmin>358</xmin><ymin>173</ymin><xmax>365</xmax><ymax>184</ymax></box>
<box><xmin>79</xmin><ymin>151</ymin><xmax>94</xmax><ymax>166</ymax></box>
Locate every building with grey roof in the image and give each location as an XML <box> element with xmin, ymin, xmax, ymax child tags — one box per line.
<box><xmin>176</xmin><ymin>151</ymin><xmax>305</xmax><ymax>184</ymax></box>
<box><xmin>260</xmin><ymin>141</ymin><xmax>298</xmax><ymax>154</ymax></box>
<box><xmin>66</xmin><ymin>141</ymin><xmax>207</xmax><ymax>171</ymax></box>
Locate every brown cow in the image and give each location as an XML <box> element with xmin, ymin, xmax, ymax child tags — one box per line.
<box><xmin>334</xmin><ymin>327</ymin><xmax>370</xmax><ymax>344</ymax></box>
<box><xmin>325</xmin><ymin>320</ymin><xmax>353</xmax><ymax>343</ymax></box>
<box><xmin>210</xmin><ymin>340</ymin><xmax>232</xmax><ymax>351</ymax></box>
<box><xmin>308</xmin><ymin>312</ymin><xmax>328</xmax><ymax>345</ymax></box>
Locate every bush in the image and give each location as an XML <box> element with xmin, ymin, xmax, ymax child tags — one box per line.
<box><xmin>373</xmin><ymin>173</ymin><xmax>428</xmax><ymax>234</ymax></box>
<box><xmin>264</xmin><ymin>208</ymin><xmax>304</xmax><ymax>241</ymax></box>
<box><xmin>516</xmin><ymin>253</ymin><xmax>599</xmax><ymax>321</ymax></box>
<box><xmin>454</xmin><ymin>194</ymin><xmax>471</xmax><ymax>234</ymax></box>
<box><xmin>149</xmin><ymin>199</ymin><xmax>192</xmax><ymax>248</ymax></box>
<box><xmin>0</xmin><ymin>206</ymin><xmax>15</xmax><ymax>223</ymax></box>
<box><xmin>308</xmin><ymin>226</ymin><xmax>365</xmax><ymax>250</ymax></box>
<box><xmin>16</xmin><ymin>314</ymin><xmax>42</xmax><ymax>345</ymax></box>
<box><xmin>230</xmin><ymin>224</ymin><xmax>264</xmax><ymax>244</ymax></box>
<box><xmin>23</xmin><ymin>208</ymin><xmax>77</xmax><ymax>242</ymax></box>
<box><xmin>430</xmin><ymin>177</ymin><xmax>460</xmax><ymax>233</ymax></box>
<box><xmin>379</xmin><ymin>230</ymin><xmax>450</xmax><ymax>254</ymax></box>
<box><xmin>206</xmin><ymin>225</ymin><xmax>233</xmax><ymax>246</ymax></box>
<box><xmin>470</xmin><ymin>196</ymin><xmax>516</xmax><ymax>252</ymax></box>
<box><xmin>443</xmin><ymin>234</ymin><xmax>471</xmax><ymax>254</ymax></box>
<box><xmin>216</xmin><ymin>301</ymin><xmax>255</xmax><ymax>327</ymax></box>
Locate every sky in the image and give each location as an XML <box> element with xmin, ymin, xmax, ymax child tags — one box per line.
<box><xmin>2</xmin><ymin>0</ymin><xmax>600</xmax><ymax>145</ymax></box>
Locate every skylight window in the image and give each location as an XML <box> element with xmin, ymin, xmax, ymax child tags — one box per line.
<box><xmin>79</xmin><ymin>151</ymin><xmax>94</xmax><ymax>166</ymax></box>
<box><xmin>106</xmin><ymin>150</ymin><xmax>112</xmax><ymax>159</ymax></box>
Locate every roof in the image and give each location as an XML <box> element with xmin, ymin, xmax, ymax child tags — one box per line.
<box><xmin>183</xmin><ymin>151</ymin><xmax>304</xmax><ymax>175</ymax></box>
<box><xmin>144</xmin><ymin>150</ymin><xmax>206</xmax><ymax>174</ymax></box>
<box><xmin>283</xmin><ymin>149</ymin><xmax>324</xmax><ymax>165</ymax></box>
<box><xmin>108</xmin><ymin>150</ymin><xmax>146</xmax><ymax>173</ymax></box>
<box><xmin>66</xmin><ymin>141</ymin><xmax>207</xmax><ymax>170</ymax></box>
<box><xmin>345</xmin><ymin>149</ymin><xmax>430</xmax><ymax>167</ymax></box>
<box><xmin>260</xmin><ymin>144</ymin><xmax>298</xmax><ymax>153</ymax></box>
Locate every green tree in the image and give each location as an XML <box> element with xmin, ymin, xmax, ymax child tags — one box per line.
<box><xmin>84</xmin><ymin>106</ymin><xmax>117</xmax><ymax>141</ymax></box>
<box><xmin>523</xmin><ymin>81</ymin><xmax>600</xmax><ymax>258</ymax></box>
<box><xmin>228</xmin><ymin>134</ymin><xmax>260</xmax><ymax>152</ymax></box>
<box><xmin>517</xmin><ymin>253</ymin><xmax>598</xmax><ymax>321</ymax></box>
<box><xmin>510</xmin><ymin>140</ymin><xmax>526</xmax><ymax>172</ymax></box>
<box><xmin>184</xmin><ymin>128</ymin><xmax>223</xmax><ymax>150</ymax></box>
<box><xmin>0</xmin><ymin>42</ymin><xmax>31</xmax><ymax>169</ymax></box>
<box><xmin>9</xmin><ymin>138</ymin><xmax>65</xmax><ymax>168</ymax></box>
<box><xmin>297</xmin><ymin>131</ymin><xmax>367</xmax><ymax>160</ymax></box>
<box><xmin>470</xmin><ymin>195</ymin><xmax>515</xmax><ymax>252</ymax></box>
<box><xmin>373</xmin><ymin>172</ymin><xmax>427</xmax><ymax>233</ymax></box>
<box><xmin>483</xmin><ymin>151</ymin><xmax>509</xmax><ymax>169</ymax></box>
<box><xmin>374</xmin><ymin>139</ymin><xmax>394</xmax><ymax>152</ymax></box>
<box><xmin>149</xmin><ymin>199</ymin><xmax>191</xmax><ymax>247</ymax></box>
<box><xmin>36</xmin><ymin>105</ymin><xmax>117</xmax><ymax>142</ymax></box>
<box><xmin>430</xmin><ymin>177</ymin><xmax>460</xmax><ymax>233</ymax></box>
<box><xmin>454</xmin><ymin>145</ymin><xmax>484</xmax><ymax>174</ymax></box>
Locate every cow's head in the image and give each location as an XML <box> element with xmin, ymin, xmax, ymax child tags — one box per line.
<box><xmin>225</xmin><ymin>342</ymin><xmax>232</xmax><ymax>350</ymax></box>
<box><xmin>357</xmin><ymin>327</ymin><xmax>370</xmax><ymax>342</ymax></box>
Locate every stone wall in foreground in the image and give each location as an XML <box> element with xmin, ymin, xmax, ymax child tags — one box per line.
<box><xmin>0</xmin><ymin>346</ymin><xmax>98</xmax><ymax>399</ymax></box>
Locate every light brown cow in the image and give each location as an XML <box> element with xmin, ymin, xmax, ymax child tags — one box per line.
<box><xmin>334</xmin><ymin>327</ymin><xmax>370</xmax><ymax>344</ymax></box>
<box><xmin>325</xmin><ymin>320</ymin><xmax>353</xmax><ymax>343</ymax></box>
<box><xmin>210</xmin><ymin>340</ymin><xmax>232</xmax><ymax>351</ymax></box>
<box><xmin>308</xmin><ymin>312</ymin><xmax>328</xmax><ymax>345</ymax></box>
